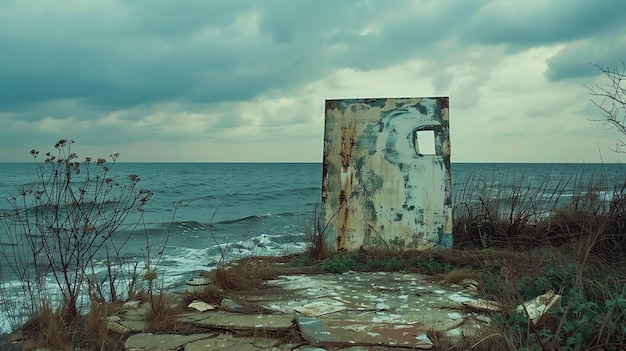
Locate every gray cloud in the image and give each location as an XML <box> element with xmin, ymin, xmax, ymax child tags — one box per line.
<box><xmin>545</xmin><ymin>34</ymin><xmax>626</xmax><ymax>81</ymax></box>
<box><xmin>464</xmin><ymin>0</ymin><xmax>626</xmax><ymax>46</ymax></box>
<box><xmin>0</xmin><ymin>0</ymin><xmax>625</xmax><ymax>162</ymax></box>
<box><xmin>1</xmin><ymin>0</ymin><xmax>476</xmax><ymax>114</ymax></box>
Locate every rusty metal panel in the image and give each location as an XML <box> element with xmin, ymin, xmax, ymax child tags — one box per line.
<box><xmin>322</xmin><ymin>97</ymin><xmax>452</xmax><ymax>251</ymax></box>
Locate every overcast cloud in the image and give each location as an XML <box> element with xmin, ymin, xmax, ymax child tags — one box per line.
<box><xmin>1</xmin><ymin>0</ymin><xmax>625</xmax><ymax>162</ymax></box>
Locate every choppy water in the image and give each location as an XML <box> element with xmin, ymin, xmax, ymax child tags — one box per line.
<box><xmin>0</xmin><ymin>162</ymin><xmax>624</xmax><ymax>331</ymax></box>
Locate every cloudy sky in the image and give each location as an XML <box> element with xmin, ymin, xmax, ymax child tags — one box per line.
<box><xmin>1</xmin><ymin>0</ymin><xmax>625</xmax><ymax>163</ymax></box>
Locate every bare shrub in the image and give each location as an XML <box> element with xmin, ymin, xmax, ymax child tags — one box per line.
<box><xmin>0</xmin><ymin>139</ymin><xmax>153</xmax><ymax>347</ymax></box>
<box><xmin>587</xmin><ymin>62</ymin><xmax>626</xmax><ymax>153</ymax></box>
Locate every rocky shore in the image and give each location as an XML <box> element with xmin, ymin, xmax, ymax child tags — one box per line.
<box><xmin>5</xmin><ymin>271</ymin><xmax>519</xmax><ymax>350</ymax></box>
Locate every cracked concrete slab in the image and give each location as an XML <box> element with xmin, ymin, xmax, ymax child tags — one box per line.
<box><xmin>124</xmin><ymin>333</ymin><xmax>216</xmax><ymax>351</ymax></box>
<box><xmin>181</xmin><ymin>311</ymin><xmax>294</xmax><ymax>332</ymax></box>
<box><xmin>259</xmin><ymin>272</ymin><xmax>480</xmax><ymax>330</ymax></box>
<box><xmin>117</xmin><ymin>320</ymin><xmax>148</xmax><ymax>333</ymax></box>
<box><xmin>185</xmin><ymin>334</ymin><xmax>286</xmax><ymax>351</ymax></box>
<box><xmin>297</xmin><ymin>316</ymin><xmax>433</xmax><ymax>349</ymax></box>
<box><xmin>106</xmin><ymin>271</ymin><xmax>495</xmax><ymax>350</ymax></box>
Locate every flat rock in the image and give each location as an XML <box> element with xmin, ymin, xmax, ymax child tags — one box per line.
<box><xmin>107</xmin><ymin>315</ymin><xmax>122</xmax><ymax>322</ymax></box>
<box><xmin>221</xmin><ymin>298</ymin><xmax>246</xmax><ymax>311</ymax></box>
<box><xmin>293</xmin><ymin>298</ymin><xmax>347</xmax><ymax>316</ymax></box>
<box><xmin>185</xmin><ymin>334</ymin><xmax>284</xmax><ymax>351</ymax></box>
<box><xmin>124</xmin><ymin>333</ymin><xmax>215</xmax><ymax>351</ymax></box>
<box><xmin>297</xmin><ymin>316</ymin><xmax>433</xmax><ymax>349</ymax></box>
<box><xmin>124</xmin><ymin>305</ymin><xmax>149</xmax><ymax>319</ymax></box>
<box><xmin>263</xmin><ymin>273</ymin><xmax>476</xmax><ymax>332</ymax></box>
<box><xmin>107</xmin><ymin>321</ymin><xmax>133</xmax><ymax>335</ymax></box>
<box><xmin>182</xmin><ymin>312</ymin><xmax>294</xmax><ymax>331</ymax></box>
<box><xmin>118</xmin><ymin>320</ymin><xmax>148</xmax><ymax>332</ymax></box>
<box><xmin>123</xmin><ymin>300</ymin><xmax>142</xmax><ymax>309</ymax></box>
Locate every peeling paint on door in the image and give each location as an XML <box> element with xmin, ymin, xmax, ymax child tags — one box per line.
<box><xmin>322</xmin><ymin>97</ymin><xmax>452</xmax><ymax>251</ymax></box>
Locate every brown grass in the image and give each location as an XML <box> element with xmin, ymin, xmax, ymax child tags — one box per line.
<box><xmin>145</xmin><ymin>291</ymin><xmax>184</xmax><ymax>333</ymax></box>
<box><xmin>182</xmin><ymin>284</ymin><xmax>226</xmax><ymax>306</ymax></box>
<box><xmin>205</xmin><ymin>256</ymin><xmax>314</xmax><ymax>292</ymax></box>
<box><xmin>19</xmin><ymin>300</ymin><xmax>126</xmax><ymax>351</ymax></box>
<box><xmin>306</xmin><ymin>205</ymin><xmax>333</xmax><ymax>260</ymax></box>
<box><xmin>444</xmin><ymin>268</ymin><xmax>480</xmax><ymax>284</ymax></box>
<box><xmin>83</xmin><ymin>301</ymin><xmax>126</xmax><ymax>351</ymax></box>
<box><xmin>20</xmin><ymin>304</ymin><xmax>70</xmax><ymax>351</ymax></box>
<box><xmin>454</xmin><ymin>187</ymin><xmax>626</xmax><ymax>265</ymax></box>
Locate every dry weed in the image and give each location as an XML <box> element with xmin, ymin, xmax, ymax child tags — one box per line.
<box><xmin>146</xmin><ymin>291</ymin><xmax>183</xmax><ymax>333</ymax></box>
<box><xmin>209</xmin><ymin>257</ymin><xmax>291</xmax><ymax>292</ymax></box>
<box><xmin>19</xmin><ymin>299</ymin><xmax>126</xmax><ymax>351</ymax></box>
<box><xmin>444</xmin><ymin>268</ymin><xmax>480</xmax><ymax>284</ymax></box>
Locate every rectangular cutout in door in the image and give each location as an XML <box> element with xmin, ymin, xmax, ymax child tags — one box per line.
<box><xmin>322</xmin><ymin>97</ymin><xmax>452</xmax><ymax>251</ymax></box>
<box><xmin>416</xmin><ymin>130</ymin><xmax>436</xmax><ymax>156</ymax></box>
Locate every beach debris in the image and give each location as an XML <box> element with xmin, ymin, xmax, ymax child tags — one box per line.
<box><xmin>463</xmin><ymin>291</ymin><xmax>561</xmax><ymax>326</ymax></box>
<box><xmin>517</xmin><ymin>290</ymin><xmax>561</xmax><ymax>325</ymax></box>
<box><xmin>186</xmin><ymin>277</ymin><xmax>210</xmax><ymax>293</ymax></box>
<box><xmin>462</xmin><ymin>299</ymin><xmax>504</xmax><ymax>312</ymax></box>
<box><xmin>187</xmin><ymin>300</ymin><xmax>216</xmax><ymax>312</ymax></box>
<box><xmin>293</xmin><ymin>298</ymin><xmax>347</xmax><ymax>316</ymax></box>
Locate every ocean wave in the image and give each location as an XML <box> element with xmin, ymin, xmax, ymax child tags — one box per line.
<box><xmin>170</xmin><ymin>220</ymin><xmax>207</xmax><ymax>229</ymax></box>
<box><xmin>216</xmin><ymin>214</ymin><xmax>269</xmax><ymax>225</ymax></box>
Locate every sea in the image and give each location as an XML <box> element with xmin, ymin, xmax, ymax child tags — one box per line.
<box><xmin>0</xmin><ymin>162</ymin><xmax>624</xmax><ymax>331</ymax></box>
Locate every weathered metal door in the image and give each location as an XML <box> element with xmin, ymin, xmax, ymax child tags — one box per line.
<box><xmin>322</xmin><ymin>97</ymin><xmax>452</xmax><ymax>251</ymax></box>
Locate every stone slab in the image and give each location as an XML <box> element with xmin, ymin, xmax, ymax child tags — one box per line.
<box><xmin>124</xmin><ymin>333</ymin><xmax>215</xmax><ymax>351</ymax></box>
<box><xmin>118</xmin><ymin>320</ymin><xmax>148</xmax><ymax>332</ymax></box>
<box><xmin>107</xmin><ymin>321</ymin><xmax>133</xmax><ymax>335</ymax></box>
<box><xmin>124</xmin><ymin>305</ymin><xmax>149</xmax><ymax>318</ymax></box>
<box><xmin>297</xmin><ymin>316</ymin><xmax>337</xmax><ymax>343</ymax></box>
<box><xmin>185</xmin><ymin>334</ymin><xmax>284</xmax><ymax>351</ymax></box>
<box><xmin>292</xmin><ymin>297</ymin><xmax>347</xmax><ymax>316</ymax></box>
<box><xmin>297</xmin><ymin>316</ymin><xmax>433</xmax><ymax>349</ymax></box>
<box><xmin>183</xmin><ymin>312</ymin><xmax>294</xmax><ymax>331</ymax></box>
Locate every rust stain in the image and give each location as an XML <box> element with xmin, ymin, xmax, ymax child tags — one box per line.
<box><xmin>339</xmin><ymin>124</ymin><xmax>357</xmax><ymax>172</ymax></box>
<box><xmin>325</xmin><ymin>100</ymin><xmax>337</xmax><ymax>111</ymax></box>
<box><xmin>338</xmin><ymin>189</ymin><xmax>347</xmax><ymax>208</ymax></box>
<box><xmin>321</xmin><ymin>162</ymin><xmax>329</xmax><ymax>203</ymax></box>
<box><xmin>336</xmin><ymin>177</ymin><xmax>352</xmax><ymax>249</ymax></box>
<box><xmin>336</xmin><ymin>120</ymin><xmax>358</xmax><ymax>249</ymax></box>
<box><xmin>439</xmin><ymin>96</ymin><xmax>449</xmax><ymax>109</ymax></box>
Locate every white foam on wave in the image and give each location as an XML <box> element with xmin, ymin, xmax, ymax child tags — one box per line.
<box><xmin>159</xmin><ymin>232</ymin><xmax>308</xmax><ymax>287</ymax></box>
<box><xmin>0</xmin><ymin>231</ymin><xmax>309</xmax><ymax>333</ymax></box>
